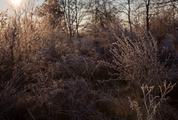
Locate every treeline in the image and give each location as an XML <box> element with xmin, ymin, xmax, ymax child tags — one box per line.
<box><xmin>35</xmin><ymin>0</ymin><xmax>178</xmax><ymax>38</ymax></box>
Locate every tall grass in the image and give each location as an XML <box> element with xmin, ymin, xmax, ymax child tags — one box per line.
<box><xmin>0</xmin><ymin>8</ymin><xmax>177</xmax><ymax>120</ymax></box>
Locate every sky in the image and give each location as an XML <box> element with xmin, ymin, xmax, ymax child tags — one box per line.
<box><xmin>0</xmin><ymin>0</ymin><xmax>44</xmax><ymax>11</ymax></box>
<box><xmin>0</xmin><ymin>0</ymin><xmax>8</xmax><ymax>10</ymax></box>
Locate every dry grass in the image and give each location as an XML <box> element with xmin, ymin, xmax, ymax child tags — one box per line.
<box><xmin>111</xmin><ymin>31</ymin><xmax>174</xmax><ymax>85</ymax></box>
<box><xmin>0</xmin><ymin>8</ymin><xmax>177</xmax><ymax>120</ymax></box>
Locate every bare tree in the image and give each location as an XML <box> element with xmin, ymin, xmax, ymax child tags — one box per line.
<box><xmin>88</xmin><ymin>0</ymin><xmax>118</xmax><ymax>28</ymax></box>
<box><xmin>61</xmin><ymin>0</ymin><xmax>86</xmax><ymax>37</ymax></box>
<box><xmin>144</xmin><ymin>0</ymin><xmax>151</xmax><ymax>32</ymax></box>
<box><xmin>37</xmin><ymin>0</ymin><xmax>64</xmax><ymax>28</ymax></box>
<box><xmin>128</xmin><ymin>0</ymin><xmax>133</xmax><ymax>35</ymax></box>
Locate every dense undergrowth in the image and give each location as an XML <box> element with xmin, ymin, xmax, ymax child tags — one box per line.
<box><xmin>0</xmin><ymin>6</ymin><xmax>178</xmax><ymax>120</ymax></box>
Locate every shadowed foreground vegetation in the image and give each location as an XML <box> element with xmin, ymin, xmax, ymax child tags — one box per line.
<box><xmin>0</xmin><ymin>0</ymin><xmax>178</xmax><ymax>120</ymax></box>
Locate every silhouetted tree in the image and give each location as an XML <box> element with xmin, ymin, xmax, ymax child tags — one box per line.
<box><xmin>89</xmin><ymin>0</ymin><xmax>118</xmax><ymax>28</ymax></box>
<box><xmin>143</xmin><ymin>0</ymin><xmax>151</xmax><ymax>32</ymax></box>
<box><xmin>37</xmin><ymin>0</ymin><xmax>64</xmax><ymax>27</ymax></box>
<box><xmin>61</xmin><ymin>0</ymin><xmax>86</xmax><ymax>37</ymax></box>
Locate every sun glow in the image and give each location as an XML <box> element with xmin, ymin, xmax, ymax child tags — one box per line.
<box><xmin>9</xmin><ymin>0</ymin><xmax>23</xmax><ymax>8</ymax></box>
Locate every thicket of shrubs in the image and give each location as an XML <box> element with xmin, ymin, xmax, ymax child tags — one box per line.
<box><xmin>0</xmin><ymin>0</ymin><xmax>178</xmax><ymax>120</ymax></box>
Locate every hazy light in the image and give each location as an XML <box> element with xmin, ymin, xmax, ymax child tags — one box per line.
<box><xmin>9</xmin><ymin>0</ymin><xmax>22</xmax><ymax>8</ymax></box>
